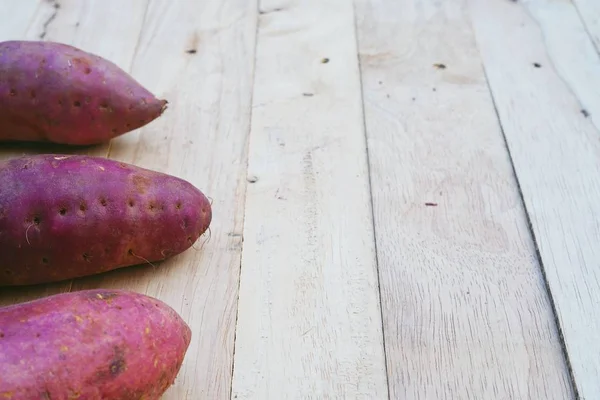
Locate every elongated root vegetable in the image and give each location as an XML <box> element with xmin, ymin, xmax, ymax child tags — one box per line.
<box><xmin>0</xmin><ymin>289</ymin><xmax>191</xmax><ymax>399</ymax></box>
<box><xmin>0</xmin><ymin>40</ymin><xmax>167</xmax><ymax>145</ymax></box>
<box><xmin>0</xmin><ymin>154</ymin><xmax>212</xmax><ymax>286</ymax></box>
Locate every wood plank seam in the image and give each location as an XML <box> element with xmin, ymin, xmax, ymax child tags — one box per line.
<box><xmin>229</xmin><ymin>2</ymin><xmax>262</xmax><ymax>398</ymax></box>
<box><xmin>351</xmin><ymin>1</ymin><xmax>392</xmax><ymax>399</ymax></box>
<box><xmin>572</xmin><ymin>0</ymin><xmax>600</xmax><ymax>60</ymax></box>
<box><xmin>476</xmin><ymin>59</ymin><xmax>580</xmax><ymax>399</ymax></box>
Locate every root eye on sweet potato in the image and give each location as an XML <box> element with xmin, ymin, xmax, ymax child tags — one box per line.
<box><xmin>0</xmin><ymin>40</ymin><xmax>168</xmax><ymax>145</ymax></box>
<box><xmin>0</xmin><ymin>154</ymin><xmax>212</xmax><ymax>286</ymax></box>
<box><xmin>0</xmin><ymin>289</ymin><xmax>192</xmax><ymax>400</ymax></box>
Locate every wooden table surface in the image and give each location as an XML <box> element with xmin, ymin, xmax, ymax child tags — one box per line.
<box><xmin>1</xmin><ymin>0</ymin><xmax>599</xmax><ymax>399</ymax></box>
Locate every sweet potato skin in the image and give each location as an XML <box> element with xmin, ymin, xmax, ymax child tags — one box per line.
<box><xmin>0</xmin><ymin>154</ymin><xmax>212</xmax><ymax>286</ymax></box>
<box><xmin>0</xmin><ymin>40</ymin><xmax>167</xmax><ymax>145</ymax></box>
<box><xmin>0</xmin><ymin>289</ymin><xmax>191</xmax><ymax>400</ymax></box>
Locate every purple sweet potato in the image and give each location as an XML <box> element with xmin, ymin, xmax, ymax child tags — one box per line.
<box><xmin>0</xmin><ymin>154</ymin><xmax>212</xmax><ymax>286</ymax></box>
<box><xmin>0</xmin><ymin>289</ymin><xmax>191</xmax><ymax>399</ymax></box>
<box><xmin>0</xmin><ymin>40</ymin><xmax>167</xmax><ymax>145</ymax></box>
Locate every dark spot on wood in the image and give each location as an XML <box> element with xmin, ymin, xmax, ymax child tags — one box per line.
<box><xmin>321</xmin><ymin>58</ymin><xmax>330</xmax><ymax>64</ymax></box>
<box><xmin>39</xmin><ymin>2</ymin><xmax>60</xmax><ymax>39</ymax></box>
<box><xmin>59</xmin><ymin>207</ymin><xmax>67</xmax><ymax>215</ymax></box>
<box><xmin>581</xmin><ymin>109</ymin><xmax>590</xmax><ymax>118</ymax></box>
<box><xmin>186</xmin><ymin>49</ymin><xmax>197</xmax><ymax>54</ymax></box>
<box><xmin>425</xmin><ymin>202</ymin><xmax>438</xmax><ymax>207</ymax></box>
<box><xmin>148</xmin><ymin>203</ymin><xmax>155</xmax><ymax>211</ymax></box>
<box><xmin>259</xmin><ymin>7</ymin><xmax>283</xmax><ymax>14</ymax></box>
<box><xmin>533</xmin><ymin>62</ymin><xmax>541</xmax><ymax>68</ymax></box>
<box><xmin>433</xmin><ymin>63</ymin><xmax>446</xmax><ymax>69</ymax></box>
<box><xmin>176</xmin><ymin>202</ymin><xmax>182</xmax><ymax>210</ymax></box>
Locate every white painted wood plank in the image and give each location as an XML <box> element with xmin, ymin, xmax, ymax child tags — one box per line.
<box><xmin>572</xmin><ymin>0</ymin><xmax>600</xmax><ymax>52</ymax></box>
<box><xmin>469</xmin><ymin>0</ymin><xmax>600</xmax><ymax>398</ymax></box>
<box><xmin>0</xmin><ymin>0</ymin><xmax>147</xmax><ymax>305</ymax></box>
<box><xmin>66</xmin><ymin>1</ymin><xmax>258</xmax><ymax>399</ymax></box>
<box><xmin>0</xmin><ymin>0</ymin><xmax>39</xmax><ymax>42</ymax></box>
<box><xmin>355</xmin><ymin>0</ymin><xmax>575</xmax><ymax>398</ymax></box>
<box><xmin>231</xmin><ymin>0</ymin><xmax>389</xmax><ymax>398</ymax></box>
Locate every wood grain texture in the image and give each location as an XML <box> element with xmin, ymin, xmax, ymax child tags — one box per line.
<box><xmin>0</xmin><ymin>0</ymin><xmax>147</xmax><ymax>305</ymax></box>
<box><xmin>355</xmin><ymin>0</ymin><xmax>574</xmax><ymax>398</ymax></box>
<box><xmin>469</xmin><ymin>0</ymin><xmax>600</xmax><ymax>398</ymax></box>
<box><xmin>231</xmin><ymin>0</ymin><xmax>389</xmax><ymax>398</ymax></box>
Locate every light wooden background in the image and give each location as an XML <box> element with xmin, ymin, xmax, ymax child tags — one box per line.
<box><xmin>1</xmin><ymin>0</ymin><xmax>599</xmax><ymax>399</ymax></box>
